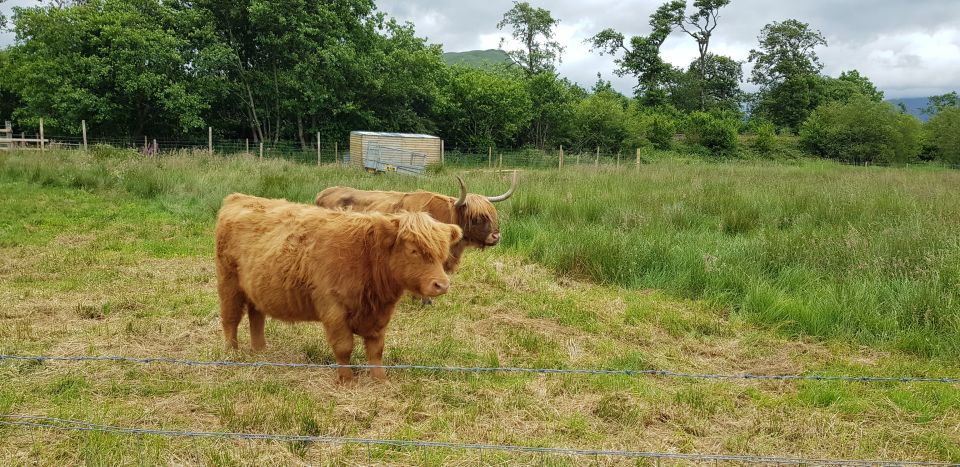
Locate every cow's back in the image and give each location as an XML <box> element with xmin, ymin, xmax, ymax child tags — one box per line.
<box><xmin>216</xmin><ymin>194</ymin><xmax>368</xmax><ymax>323</ymax></box>
<box><xmin>316</xmin><ymin>187</ymin><xmax>457</xmax><ymax>225</ymax></box>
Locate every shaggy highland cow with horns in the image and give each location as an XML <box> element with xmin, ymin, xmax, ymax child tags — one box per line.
<box><xmin>315</xmin><ymin>172</ymin><xmax>517</xmax><ymax>302</ymax></box>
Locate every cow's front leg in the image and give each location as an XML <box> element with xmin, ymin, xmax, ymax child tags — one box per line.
<box><xmin>322</xmin><ymin>321</ymin><xmax>355</xmax><ymax>384</ymax></box>
<box><xmin>248</xmin><ymin>305</ymin><xmax>266</xmax><ymax>351</ymax></box>
<box><xmin>363</xmin><ymin>333</ymin><xmax>387</xmax><ymax>380</ymax></box>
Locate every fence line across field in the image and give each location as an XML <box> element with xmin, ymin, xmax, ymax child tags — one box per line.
<box><xmin>1</xmin><ymin>354</ymin><xmax>956</xmax><ymax>384</ymax></box>
<box><xmin>5</xmin><ymin>121</ymin><xmax>960</xmax><ymax>171</ymax></box>
<box><xmin>0</xmin><ymin>415</ymin><xmax>952</xmax><ymax>466</ymax></box>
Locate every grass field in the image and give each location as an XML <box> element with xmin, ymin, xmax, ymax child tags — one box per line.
<box><xmin>1</xmin><ymin>149</ymin><xmax>959</xmax><ymax>464</ymax></box>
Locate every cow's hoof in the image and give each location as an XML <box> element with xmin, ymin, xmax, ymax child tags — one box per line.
<box><xmin>369</xmin><ymin>368</ymin><xmax>387</xmax><ymax>380</ymax></box>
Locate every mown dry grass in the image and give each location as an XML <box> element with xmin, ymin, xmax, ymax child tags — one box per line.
<box><xmin>1</xmin><ymin>178</ymin><xmax>959</xmax><ymax>465</ymax></box>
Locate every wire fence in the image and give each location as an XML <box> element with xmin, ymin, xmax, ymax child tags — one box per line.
<box><xmin>6</xmin><ymin>129</ymin><xmax>958</xmax><ymax>172</ymax></box>
<box><xmin>1</xmin><ymin>354</ymin><xmax>957</xmax><ymax>384</ymax></box>
<box><xmin>0</xmin><ymin>415</ymin><xmax>953</xmax><ymax>466</ymax></box>
<box><xmin>3</xmin><ymin>127</ymin><xmax>642</xmax><ymax>170</ymax></box>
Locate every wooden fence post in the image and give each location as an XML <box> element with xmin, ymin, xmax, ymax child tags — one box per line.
<box><xmin>636</xmin><ymin>148</ymin><xmax>641</xmax><ymax>170</ymax></box>
<box><xmin>334</xmin><ymin>141</ymin><xmax>339</xmax><ymax>165</ymax></box>
<box><xmin>488</xmin><ymin>147</ymin><xmax>492</xmax><ymax>168</ymax></box>
<box><xmin>208</xmin><ymin>127</ymin><xmax>213</xmax><ymax>154</ymax></box>
<box><xmin>617</xmin><ymin>151</ymin><xmax>621</xmax><ymax>167</ymax></box>
<box><xmin>595</xmin><ymin>146</ymin><xmax>600</xmax><ymax>166</ymax></box>
<box><xmin>499</xmin><ymin>153</ymin><xmax>503</xmax><ymax>168</ymax></box>
<box><xmin>559</xmin><ymin>145</ymin><xmax>564</xmax><ymax>170</ymax></box>
<box><xmin>316</xmin><ymin>132</ymin><xmax>321</xmax><ymax>165</ymax></box>
<box><xmin>39</xmin><ymin>118</ymin><xmax>45</xmax><ymax>153</ymax></box>
<box><xmin>441</xmin><ymin>140</ymin><xmax>445</xmax><ymax>165</ymax></box>
<box><xmin>259</xmin><ymin>142</ymin><xmax>264</xmax><ymax>161</ymax></box>
<box><xmin>81</xmin><ymin>120</ymin><xmax>88</xmax><ymax>152</ymax></box>
<box><xmin>245</xmin><ymin>138</ymin><xmax>249</xmax><ymax>154</ymax></box>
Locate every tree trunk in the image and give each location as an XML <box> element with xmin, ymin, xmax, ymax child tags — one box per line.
<box><xmin>297</xmin><ymin>115</ymin><xmax>307</xmax><ymax>150</ymax></box>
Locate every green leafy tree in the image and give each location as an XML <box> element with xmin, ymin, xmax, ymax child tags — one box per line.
<box><xmin>496</xmin><ymin>1</ymin><xmax>563</xmax><ymax>76</ymax></box>
<box><xmin>0</xmin><ymin>49</ymin><xmax>19</xmax><ymax>121</ymax></box>
<box><xmin>4</xmin><ymin>0</ymin><xmax>218</xmax><ymax>137</ymax></box>
<box><xmin>524</xmin><ymin>72</ymin><xmax>578</xmax><ymax>149</ymax></box>
<box><xmin>588</xmin><ymin>2</ymin><xmax>683</xmax><ymax>105</ymax></box>
<box><xmin>626</xmin><ymin>102</ymin><xmax>679</xmax><ymax>150</ymax></box>
<box><xmin>670</xmin><ymin>54</ymin><xmax>742</xmax><ymax>112</ymax></box>
<box><xmin>748</xmin><ymin>19</ymin><xmax>826</xmax><ymax>87</ymax></box>
<box><xmin>573</xmin><ymin>87</ymin><xmax>630</xmax><ymax>153</ymax></box>
<box><xmin>672</xmin><ymin>0</ymin><xmax>732</xmax><ymax>110</ymax></box>
<box><xmin>748</xmin><ymin>19</ymin><xmax>828</xmax><ymax>131</ymax></box>
<box><xmin>437</xmin><ymin>66</ymin><xmax>532</xmax><ymax>148</ymax></box>
<box><xmin>819</xmin><ymin>70</ymin><xmax>884</xmax><ymax>106</ymax></box>
<box><xmin>800</xmin><ymin>97</ymin><xmax>922</xmax><ymax>164</ymax></box>
<box><xmin>684</xmin><ymin>111</ymin><xmax>738</xmax><ymax>155</ymax></box>
<box><xmin>922</xmin><ymin>91</ymin><xmax>960</xmax><ymax>116</ymax></box>
<box><xmin>924</xmin><ymin>107</ymin><xmax>960</xmax><ymax>163</ymax></box>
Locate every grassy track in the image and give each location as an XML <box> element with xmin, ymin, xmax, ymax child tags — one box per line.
<box><xmin>1</xmin><ymin>149</ymin><xmax>959</xmax><ymax>464</ymax></box>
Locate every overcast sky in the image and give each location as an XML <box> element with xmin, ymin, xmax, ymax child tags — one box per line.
<box><xmin>3</xmin><ymin>0</ymin><xmax>958</xmax><ymax>98</ymax></box>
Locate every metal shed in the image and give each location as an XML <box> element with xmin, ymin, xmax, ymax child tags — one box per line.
<box><xmin>349</xmin><ymin>131</ymin><xmax>443</xmax><ymax>173</ymax></box>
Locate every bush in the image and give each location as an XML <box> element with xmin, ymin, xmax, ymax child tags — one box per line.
<box><xmin>684</xmin><ymin>111</ymin><xmax>738</xmax><ymax>155</ymax></box>
<box><xmin>627</xmin><ymin>112</ymin><xmax>677</xmax><ymax>150</ymax></box>
<box><xmin>923</xmin><ymin>107</ymin><xmax>960</xmax><ymax>164</ymax></box>
<box><xmin>800</xmin><ymin>98</ymin><xmax>922</xmax><ymax>164</ymax></box>
<box><xmin>749</xmin><ymin>119</ymin><xmax>776</xmax><ymax>154</ymax></box>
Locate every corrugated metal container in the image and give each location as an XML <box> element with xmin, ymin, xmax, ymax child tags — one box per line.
<box><xmin>349</xmin><ymin>131</ymin><xmax>443</xmax><ymax>168</ymax></box>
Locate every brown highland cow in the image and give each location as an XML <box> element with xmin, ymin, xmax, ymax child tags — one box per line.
<box><xmin>315</xmin><ymin>172</ymin><xmax>517</xmax><ymax>302</ymax></box>
<box><xmin>214</xmin><ymin>193</ymin><xmax>462</xmax><ymax>382</ymax></box>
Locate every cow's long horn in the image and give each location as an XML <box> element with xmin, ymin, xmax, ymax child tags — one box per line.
<box><xmin>487</xmin><ymin>171</ymin><xmax>518</xmax><ymax>203</ymax></box>
<box><xmin>454</xmin><ymin>176</ymin><xmax>468</xmax><ymax>207</ymax></box>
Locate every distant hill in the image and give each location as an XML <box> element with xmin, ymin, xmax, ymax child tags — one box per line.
<box><xmin>886</xmin><ymin>97</ymin><xmax>931</xmax><ymax>121</ymax></box>
<box><xmin>442</xmin><ymin>49</ymin><xmax>511</xmax><ymax>70</ymax></box>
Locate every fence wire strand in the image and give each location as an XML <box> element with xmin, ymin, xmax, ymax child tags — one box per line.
<box><xmin>1</xmin><ymin>354</ymin><xmax>956</xmax><ymax>384</ymax></box>
<box><xmin>0</xmin><ymin>415</ymin><xmax>953</xmax><ymax>466</ymax></box>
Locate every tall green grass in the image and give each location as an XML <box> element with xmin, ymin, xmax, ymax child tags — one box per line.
<box><xmin>3</xmin><ymin>148</ymin><xmax>959</xmax><ymax>358</ymax></box>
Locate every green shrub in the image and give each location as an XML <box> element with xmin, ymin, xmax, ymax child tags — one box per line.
<box><xmin>684</xmin><ymin>111</ymin><xmax>738</xmax><ymax>155</ymax></box>
<box><xmin>750</xmin><ymin>119</ymin><xmax>776</xmax><ymax>154</ymax></box>
<box><xmin>800</xmin><ymin>98</ymin><xmax>922</xmax><ymax>164</ymax></box>
<box><xmin>923</xmin><ymin>107</ymin><xmax>960</xmax><ymax>164</ymax></box>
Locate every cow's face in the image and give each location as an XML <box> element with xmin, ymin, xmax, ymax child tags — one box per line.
<box><xmin>388</xmin><ymin>214</ymin><xmax>463</xmax><ymax>297</ymax></box>
<box><xmin>457</xmin><ymin>196</ymin><xmax>502</xmax><ymax>248</ymax></box>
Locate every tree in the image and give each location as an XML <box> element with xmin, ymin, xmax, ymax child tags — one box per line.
<box><xmin>496</xmin><ymin>2</ymin><xmax>563</xmax><ymax>76</ymax></box>
<box><xmin>437</xmin><ymin>66</ymin><xmax>532</xmax><ymax>148</ymax></box>
<box><xmin>748</xmin><ymin>19</ymin><xmax>828</xmax><ymax>131</ymax></box>
<box><xmin>922</xmin><ymin>91</ymin><xmax>960</xmax><ymax>116</ymax></box>
<box><xmin>524</xmin><ymin>72</ymin><xmax>578</xmax><ymax>149</ymax></box>
<box><xmin>748</xmin><ymin>19</ymin><xmax>827</xmax><ymax>87</ymax></box>
<box><xmin>924</xmin><ymin>107</ymin><xmax>960</xmax><ymax>164</ymax></box>
<box><xmin>573</xmin><ymin>88</ymin><xmax>630</xmax><ymax>153</ymax></box>
<box><xmin>0</xmin><ymin>49</ymin><xmax>18</xmax><ymax>121</ymax></box>
<box><xmin>684</xmin><ymin>111</ymin><xmax>738</xmax><ymax>155</ymax></box>
<box><xmin>672</xmin><ymin>0</ymin><xmax>731</xmax><ymax>110</ymax></box>
<box><xmin>820</xmin><ymin>70</ymin><xmax>883</xmax><ymax>104</ymax></box>
<box><xmin>800</xmin><ymin>97</ymin><xmax>922</xmax><ymax>164</ymax></box>
<box><xmin>670</xmin><ymin>54</ymin><xmax>742</xmax><ymax>112</ymax></box>
<box><xmin>3</xmin><ymin>0</ymin><xmax>219</xmax><ymax>137</ymax></box>
<box><xmin>588</xmin><ymin>2</ymin><xmax>683</xmax><ymax>105</ymax></box>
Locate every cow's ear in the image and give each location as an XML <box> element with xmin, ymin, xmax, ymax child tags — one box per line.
<box><xmin>381</xmin><ymin>217</ymin><xmax>401</xmax><ymax>249</ymax></box>
<box><xmin>449</xmin><ymin>225</ymin><xmax>463</xmax><ymax>243</ymax></box>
